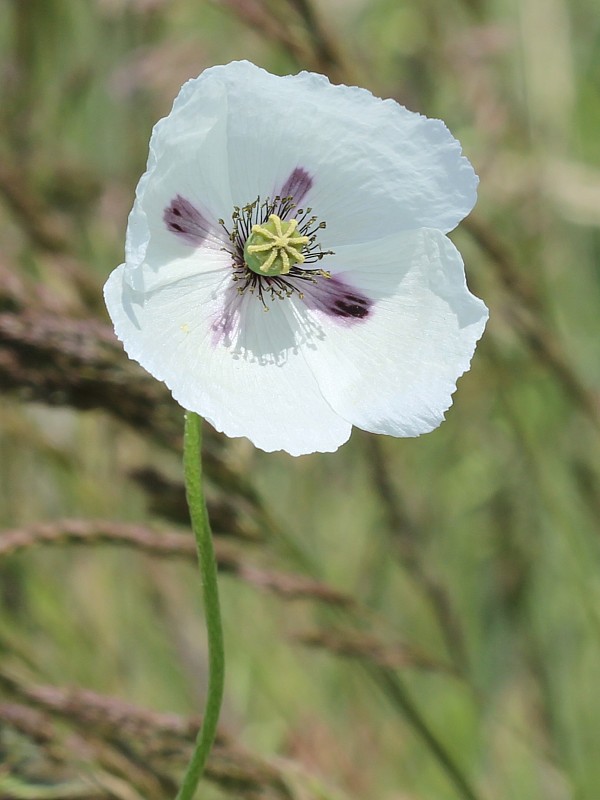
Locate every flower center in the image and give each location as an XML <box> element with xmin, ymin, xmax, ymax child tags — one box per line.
<box><xmin>218</xmin><ymin>195</ymin><xmax>334</xmax><ymax>310</ymax></box>
<box><xmin>243</xmin><ymin>214</ymin><xmax>309</xmax><ymax>276</ymax></box>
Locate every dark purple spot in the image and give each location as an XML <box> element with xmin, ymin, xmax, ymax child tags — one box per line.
<box><xmin>277</xmin><ymin>167</ymin><xmax>313</xmax><ymax>205</ymax></box>
<box><xmin>331</xmin><ymin>295</ymin><xmax>370</xmax><ymax>319</ymax></box>
<box><xmin>163</xmin><ymin>195</ymin><xmax>210</xmax><ymax>246</ymax></box>
<box><xmin>303</xmin><ymin>275</ymin><xmax>372</xmax><ymax>325</ymax></box>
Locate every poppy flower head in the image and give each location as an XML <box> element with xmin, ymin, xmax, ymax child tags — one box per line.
<box><xmin>104</xmin><ymin>61</ymin><xmax>488</xmax><ymax>455</ymax></box>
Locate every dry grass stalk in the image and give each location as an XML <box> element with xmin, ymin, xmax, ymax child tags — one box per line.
<box><xmin>0</xmin><ymin>675</ymin><xmax>296</xmax><ymax>799</ymax></box>
<box><xmin>0</xmin><ymin>518</ymin><xmax>354</xmax><ymax>607</ymax></box>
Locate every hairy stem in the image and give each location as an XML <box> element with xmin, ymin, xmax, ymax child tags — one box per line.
<box><xmin>176</xmin><ymin>412</ymin><xmax>225</xmax><ymax>800</ymax></box>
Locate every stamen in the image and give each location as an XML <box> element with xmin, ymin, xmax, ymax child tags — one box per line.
<box><xmin>221</xmin><ymin>193</ymin><xmax>334</xmax><ymax>310</ymax></box>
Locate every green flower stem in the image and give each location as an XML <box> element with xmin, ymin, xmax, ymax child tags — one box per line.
<box><xmin>176</xmin><ymin>411</ymin><xmax>225</xmax><ymax>800</ymax></box>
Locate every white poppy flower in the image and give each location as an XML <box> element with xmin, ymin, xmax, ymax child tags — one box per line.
<box><xmin>104</xmin><ymin>61</ymin><xmax>488</xmax><ymax>456</ymax></box>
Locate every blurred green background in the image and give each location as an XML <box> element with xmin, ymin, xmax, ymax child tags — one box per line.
<box><xmin>1</xmin><ymin>0</ymin><xmax>600</xmax><ymax>798</ymax></box>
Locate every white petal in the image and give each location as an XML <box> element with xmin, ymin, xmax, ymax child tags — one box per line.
<box><xmin>124</xmin><ymin>71</ymin><xmax>233</xmax><ymax>287</ymax></box>
<box><xmin>124</xmin><ymin>243</ymin><xmax>232</xmax><ymax>294</ymax></box>
<box><xmin>194</xmin><ymin>61</ymin><xmax>477</xmax><ymax>245</ymax></box>
<box><xmin>294</xmin><ymin>228</ymin><xmax>488</xmax><ymax>437</ymax></box>
<box><xmin>104</xmin><ymin>264</ymin><xmax>351</xmax><ymax>456</ymax></box>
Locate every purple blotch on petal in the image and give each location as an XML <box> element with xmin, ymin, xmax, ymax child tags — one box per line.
<box><xmin>277</xmin><ymin>167</ymin><xmax>313</xmax><ymax>205</ymax></box>
<box><xmin>330</xmin><ymin>293</ymin><xmax>370</xmax><ymax>319</ymax></box>
<box><xmin>304</xmin><ymin>274</ymin><xmax>372</xmax><ymax>324</ymax></box>
<box><xmin>164</xmin><ymin>195</ymin><xmax>210</xmax><ymax>246</ymax></box>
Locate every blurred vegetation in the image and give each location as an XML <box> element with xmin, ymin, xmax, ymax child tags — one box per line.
<box><xmin>1</xmin><ymin>0</ymin><xmax>600</xmax><ymax>798</ymax></box>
